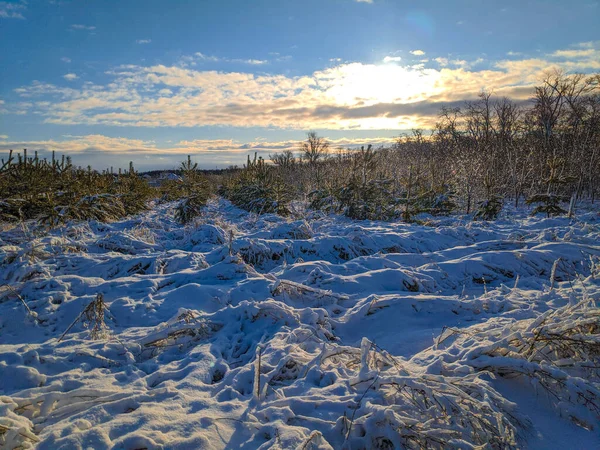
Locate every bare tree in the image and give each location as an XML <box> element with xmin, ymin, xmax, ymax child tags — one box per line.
<box><xmin>301</xmin><ymin>132</ymin><xmax>330</xmax><ymax>164</ymax></box>
<box><xmin>533</xmin><ymin>70</ymin><xmax>568</xmax><ymax>149</ymax></box>
<box><xmin>301</xmin><ymin>132</ymin><xmax>330</xmax><ymax>188</ymax></box>
<box><xmin>270</xmin><ymin>150</ymin><xmax>296</xmax><ymax>169</ymax></box>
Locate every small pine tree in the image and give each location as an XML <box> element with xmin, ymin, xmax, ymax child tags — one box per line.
<box><xmin>174</xmin><ymin>155</ymin><xmax>210</xmax><ymax>224</ymax></box>
<box><xmin>428</xmin><ymin>186</ymin><xmax>457</xmax><ymax>215</ymax></box>
<box><xmin>527</xmin><ymin>157</ymin><xmax>573</xmax><ymax>218</ymax></box>
<box><xmin>474</xmin><ymin>196</ymin><xmax>503</xmax><ymax>220</ymax></box>
<box><xmin>221</xmin><ymin>153</ymin><xmax>293</xmax><ymax>215</ymax></box>
<box><xmin>474</xmin><ymin>174</ymin><xmax>502</xmax><ymax>220</ymax></box>
<box><xmin>526</xmin><ymin>193</ymin><xmax>567</xmax><ymax>218</ymax></box>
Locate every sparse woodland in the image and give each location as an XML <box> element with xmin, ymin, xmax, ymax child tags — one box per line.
<box><xmin>2</xmin><ymin>71</ymin><xmax>598</xmax><ymax>228</ymax></box>
<box><xmin>260</xmin><ymin>71</ymin><xmax>600</xmax><ymax>221</ymax></box>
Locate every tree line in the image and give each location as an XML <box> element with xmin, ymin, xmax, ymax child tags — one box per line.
<box><xmin>2</xmin><ymin>71</ymin><xmax>599</xmax><ymax>227</ymax></box>
<box><xmin>238</xmin><ymin>70</ymin><xmax>600</xmax><ymax>220</ymax></box>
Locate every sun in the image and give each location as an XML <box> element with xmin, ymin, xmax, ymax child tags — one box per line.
<box><xmin>320</xmin><ymin>62</ymin><xmax>440</xmax><ymax>105</ymax></box>
<box><xmin>316</xmin><ymin>62</ymin><xmax>441</xmax><ymax>129</ymax></box>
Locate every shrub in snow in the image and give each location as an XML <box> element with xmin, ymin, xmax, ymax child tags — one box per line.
<box><xmin>527</xmin><ymin>193</ymin><xmax>568</xmax><ymax>218</ymax></box>
<box><xmin>220</xmin><ymin>153</ymin><xmax>293</xmax><ymax>215</ymax></box>
<box><xmin>171</xmin><ymin>156</ymin><xmax>211</xmax><ymax>224</ymax></box>
<box><xmin>309</xmin><ymin>146</ymin><xmax>403</xmax><ymax>221</ymax></box>
<box><xmin>175</xmin><ymin>194</ymin><xmax>208</xmax><ymax>224</ymax></box>
<box><xmin>474</xmin><ymin>195</ymin><xmax>503</xmax><ymax>221</ymax></box>
<box><xmin>44</xmin><ymin>194</ymin><xmax>127</xmax><ymax>226</ymax></box>
<box><xmin>527</xmin><ymin>157</ymin><xmax>576</xmax><ymax>218</ymax></box>
<box><xmin>473</xmin><ymin>174</ymin><xmax>503</xmax><ymax>221</ymax></box>
<box><xmin>423</xmin><ymin>187</ymin><xmax>458</xmax><ymax>216</ymax></box>
<box><xmin>308</xmin><ymin>188</ymin><xmax>340</xmax><ymax>215</ymax></box>
<box><xmin>338</xmin><ymin>178</ymin><xmax>400</xmax><ymax>221</ymax></box>
<box><xmin>269</xmin><ymin>221</ymin><xmax>313</xmax><ymax>240</ymax></box>
<box><xmin>236</xmin><ymin>239</ymin><xmax>289</xmax><ymax>268</ymax></box>
<box><xmin>0</xmin><ymin>151</ymin><xmax>153</xmax><ymax>227</ymax></box>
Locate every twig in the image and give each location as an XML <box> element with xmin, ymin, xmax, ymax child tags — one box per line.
<box><xmin>58</xmin><ymin>303</ymin><xmax>91</xmax><ymax>342</ymax></box>
<box><xmin>549</xmin><ymin>258</ymin><xmax>560</xmax><ymax>292</ymax></box>
<box><xmin>344</xmin><ymin>373</ymin><xmax>379</xmax><ymax>442</ymax></box>
<box><xmin>273</xmin><ymin>279</ymin><xmax>350</xmax><ymax>300</ymax></box>
<box><xmin>1</xmin><ymin>284</ymin><xmax>39</xmax><ymax>323</ymax></box>
<box><xmin>255</xmin><ymin>344</ymin><xmax>264</xmax><ymax>400</ymax></box>
<box><xmin>58</xmin><ymin>293</ymin><xmax>106</xmax><ymax>342</ymax></box>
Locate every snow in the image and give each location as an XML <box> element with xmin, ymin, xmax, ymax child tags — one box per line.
<box><xmin>1</xmin><ymin>198</ymin><xmax>599</xmax><ymax>449</ymax></box>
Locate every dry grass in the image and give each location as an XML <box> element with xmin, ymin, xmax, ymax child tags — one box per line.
<box><xmin>59</xmin><ymin>293</ymin><xmax>109</xmax><ymax>342</ymax></box>
<box><xmin>436</xmin><ymin>295</ymin><xmax>600</xmax><ymax>431</ymax></box>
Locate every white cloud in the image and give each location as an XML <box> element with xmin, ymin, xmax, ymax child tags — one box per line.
<box><xmin>0</xmin><ymin>1</ymin><xmax>26</xmax><ymax>19</ymax></box>
<box><xmin>551</xmin><ymin>48</ymin><xmax>596</xmax><ymax>58</ymax></box>
<box><xmin>71</xmin><ymin>24</ymin><xmax>96</xmax><ymax>31</ymax></box>
<box><xmin>7</xmin><ymin>43</ymin><xmax>600</xmax><ymax>132</ymax></box>
<box><xmin>195</xmin><ymin>52</ymin><xmax>221</xmax><ymax>62</ymax></box>
<box><xmin>410</xmin><ymin>50</ymin><xmax>425</xmax><ymax>56</ymax></box>
<box><xmin>136</xmin><ymin>39</ymin><xmax>152</xmax><ymax>44</ymax></box>
<box><xmin>0</xmin><ymin>135</ymin><xmax>8</xmax><ymax>140</ymax></box>
<box><xmin>576</xmin><ymin>41</ymin><xmax>595</xmax><ymax>49</ymax></box>
<box><xmin>0</xmin><ymin>135</ymin><xmax>396</xmax><ymax>155</ymax></box>
<box><xmin>193</xmin><ymin>52</ymin><xmax>267</xmax><ymax>65</ymax></box>
<box><xmin>63</xmin><ymin>73</ymin><xmax>79</xmax><ymax>81</ymax></box>
<box><xmin>355</xmin><ymin>0</ymin><xmax>374</xmax><ymax>3</ymax></box>
<box><xmin>234</xmin><ymin>58</ymin><xmax>268</xmax><ymax>65</ymax></box>
<box><xmin>61</xmin><ymin>57</ymin><xmax>72</xmax><ymax>63</ymax></box>
<box><xmin>1</xmin><ymin>135</ymin><xmax>158</xmax><ymax>153</ymax></box>
<box><xmin>383</xmin><ymin>56</ymin><xmax>402</xmax><ymax>63</ymax></box>
<box><xmin>434</xmin><ymin>57</ymin><xmax>448</xmax><ymax>66</ymax></box>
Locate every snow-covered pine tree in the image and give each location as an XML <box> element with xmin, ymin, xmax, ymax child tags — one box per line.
<box><xmin>526</xmin><ymin>157</ymin><xmax>574</xmax><ymax>217</ymax></box>
<box><xmin>175</xmin><ymin>155</ymin><xmax>210</xmax><ymax>224</ymax></box>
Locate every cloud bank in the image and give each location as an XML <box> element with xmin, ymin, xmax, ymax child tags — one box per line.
<box><xmin>5</xmin><ymin>43</ymin><xmax>600</xmax><ymax>132</ymax></box>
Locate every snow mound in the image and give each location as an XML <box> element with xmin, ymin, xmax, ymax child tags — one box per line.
<box><xmin>1</xmin><ymin>199</ymin><xmax>599</xmax><ymax>449</ymax></box>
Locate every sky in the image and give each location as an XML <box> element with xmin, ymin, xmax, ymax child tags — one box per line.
<box><xmin>0</xmin><ymin>0</ymin><xmax>599</xmax><ymax>170</ymax></box>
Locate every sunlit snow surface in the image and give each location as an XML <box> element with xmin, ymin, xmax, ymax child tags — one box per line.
<box><xmin>1</xmin><ymin>199</ymin><xmax>599</xmax><ymax>449</ymax></box>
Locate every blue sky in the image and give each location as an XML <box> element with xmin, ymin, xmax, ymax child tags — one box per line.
<box><xmin>1</xmin><ymin>0</ymin><xmax>599</xmax><ymax>169</ymax></box>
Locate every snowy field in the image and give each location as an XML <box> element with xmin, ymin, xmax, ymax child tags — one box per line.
<box><xmin>1</xmin><ymin>199</ymin><xmax>599</xmax><ymax>449</ymax></box>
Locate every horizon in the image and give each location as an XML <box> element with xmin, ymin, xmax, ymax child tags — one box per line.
<box><xmin>1</xmin><ymin>0</ymin><xmax>599</xmax><ymax>170</ymax></box>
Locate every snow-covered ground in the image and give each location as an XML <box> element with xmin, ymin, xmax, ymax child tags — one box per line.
<box><xmin>1</xmin><ymin>199</ymin><xmax>599</xmax><ymax>449</ymax></box>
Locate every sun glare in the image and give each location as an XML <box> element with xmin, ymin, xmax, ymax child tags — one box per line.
<box><xmin>322</xmin><ymin>62</ymin><xmax>440</xmax><ymax>106</ymax></box>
